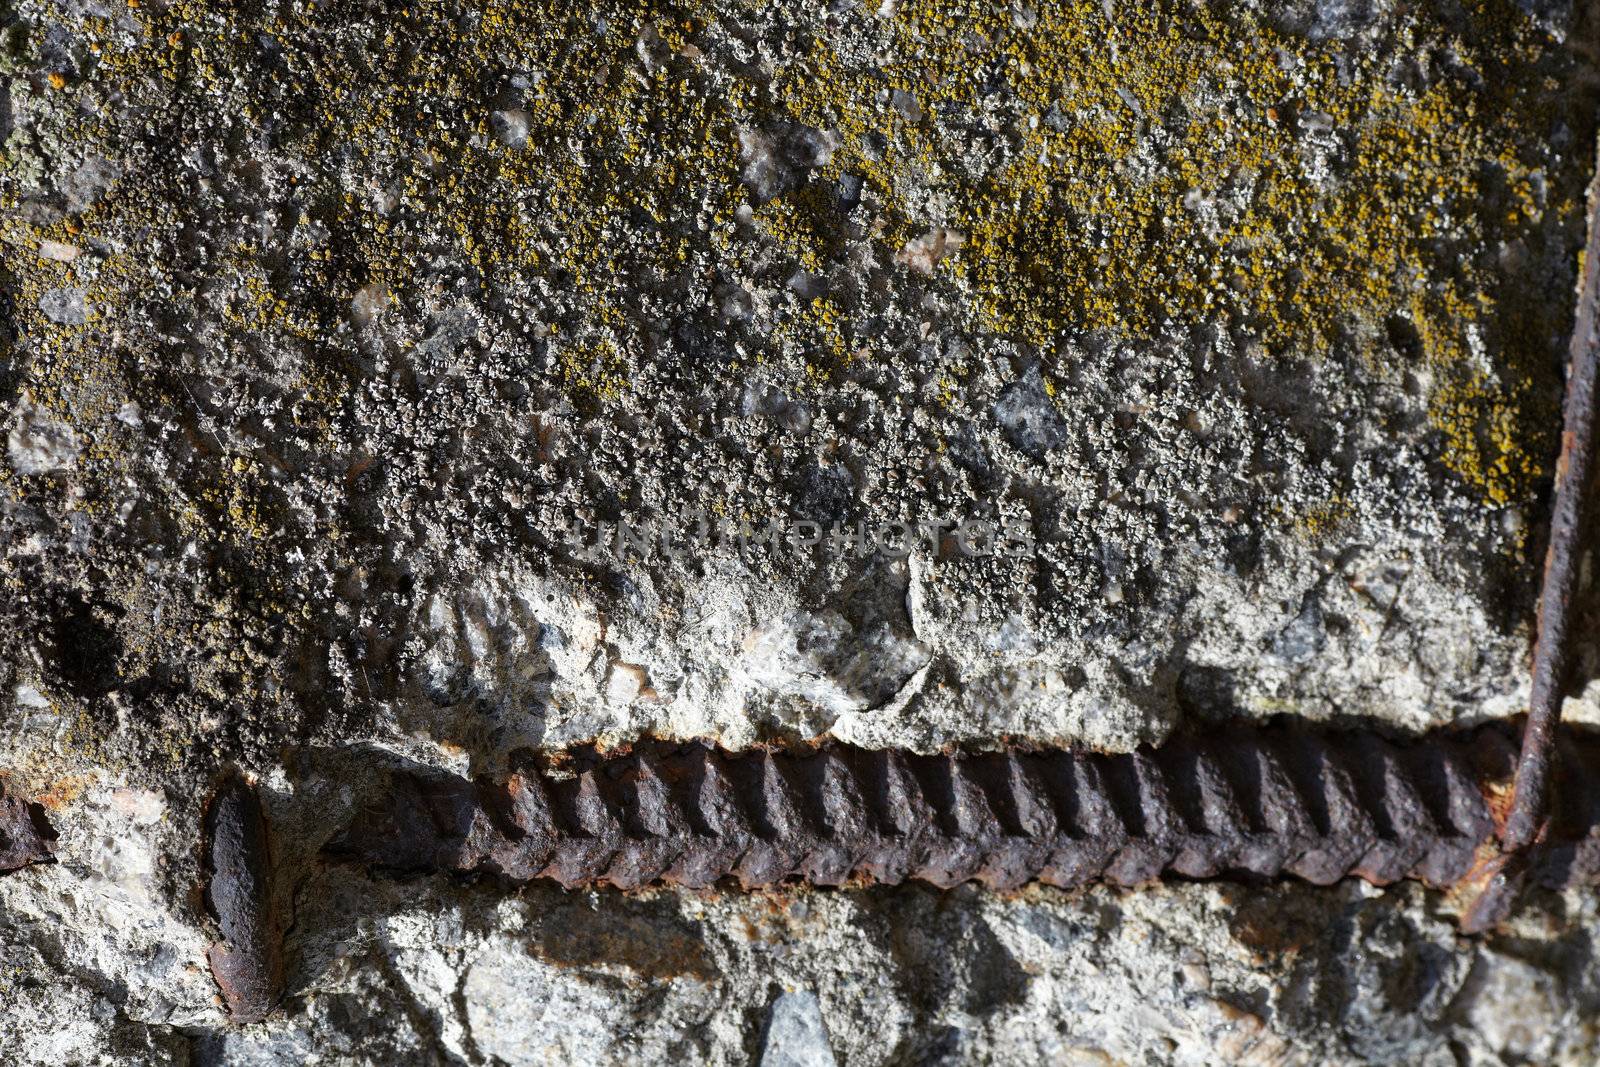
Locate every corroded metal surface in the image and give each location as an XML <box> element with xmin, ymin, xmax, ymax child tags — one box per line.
<box><xmin>203</xmin><ymin>772</ymin><xmax>283</xmax><ymax>1025</ymax></box>
<box><xmin>0</xmin><ymin>780</ymin><xmax>55</xmax><ymax>875</ymax></box>
<box><xmin>326</xmin><ymin>724</ymin><xmax>1600</xmax><ymax>894</ymax></box>
<box><xmin>1505</xmin><ymin>165</ymin><xmax>1600</xmax><ymax>856</ymax></box>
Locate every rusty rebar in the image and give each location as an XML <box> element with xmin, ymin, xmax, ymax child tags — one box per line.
<box><xmin>325</xmin><ymin>723</ymin><xmax>1600</xmax><ymax>897</ymax></box>
<box><xmin>0</xmin><ymin>779</ymin><xmax>55</xmax><ymax>875</ymax></box>
<box><xmin>1503</xmin><ymin>152</ymin><xmax>1600</xmax><ymax>856</ymax></box>
<box><xmin>203</xmin><ymin>771</ymin><xmax>284</xmax><ymax>1025</ymax></box>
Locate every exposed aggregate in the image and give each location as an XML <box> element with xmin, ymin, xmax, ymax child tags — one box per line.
<box><xmin>2</xmin><ymin>0</ymin><xmax>1595</xmax><ymax>771</ymax></box>
<box><xmin>2</xmin><ymin>0</ymin><xmax>1600</xmax><ymax>1061</ymax></box>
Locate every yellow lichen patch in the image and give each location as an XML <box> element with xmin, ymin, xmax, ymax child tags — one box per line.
<box><xmin>1430</xmin><ymin>371</ymin><xmax>1544</xmax><ymax>508</ymax></box>
<box><xmin>15</xmin><ymin>0</ymin><xmax>1584</xmax><ymax>532</ymax></box>
<box><xmin>761</xmin><ymin>0</ymin><xmax>1573</xmax><ymax>504</ymax></box>
<box><xmin>559</xmin><ymin>336</ymin><xmax>632</xmax><ymax>406</ymax></box>
<box><xmin>1297</xmin><ymin>496</ymin><xmax>1355</xmax><ymax>542</ymax></box>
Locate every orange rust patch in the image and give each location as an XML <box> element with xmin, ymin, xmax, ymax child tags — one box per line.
<box><xmin>1481</xmin><ymin>777</ymin><xmax>1516</xmax><ymax>835</ymax></box>
<box><xmin>34</xmin><ymin>774</ymin><xmax>93</xmax><ymax>811</ymax></box>
<box><xmin>1443</xmin><ymin>840</ymin><xmax>1508</xmax><ymax>907</ymax></box>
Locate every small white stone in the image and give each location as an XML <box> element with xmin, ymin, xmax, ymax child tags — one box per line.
<box><xmin>895</xmin><ymin>227</ymin><xmax>964</xmax><ymax>275</ymax></box>
<box><xmin>761</xmin><ymin>990</ymin><xmax>838</xmax><ymax>1067</ymax></box>
<box><xmin>7</xmin><ymin>400</ymin><xmax>80</xmax><ymax>474</ymax></box>
<box><xmin>491</xmin><ymin>109</ymin><xmax>531</xmax><ymax>148</ymax></box>
<box><xmin>350</xmin><ymin>282</ymin><xmax>392</xmax><ymax>327</ymax></box>
<box><xmin>37</xmin><ymin>240</ymin><xmax>80</xmax><ymax>262</ymax></box>
<box><xmin>39</xmin><ymin>286</ymin><xmax>89</xmax><ymax>325</ymax></box>
<box><xmin>14</xmin><ymin>683</ymin><xmax>51</xmax><ymax>709</ymax></box>
<box><xmin>604</xmin><ymin>661</ymin><xmax>649</xmax><ymax>704</ymax></box>
<box><xmin>107</xmin><ymin>788</ymin><xmax>165</xmax><ymax>825</ymax></box>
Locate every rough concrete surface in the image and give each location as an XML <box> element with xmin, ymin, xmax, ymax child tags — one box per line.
<box><xmin>3</xmin><ymin>0</ymin><xmax>1600</xmax><ymax>1061</ymax></box>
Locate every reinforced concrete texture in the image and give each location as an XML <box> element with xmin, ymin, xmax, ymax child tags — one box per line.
<box><xmin>3</xmin><ymin>0</ymin><xmax>1600</xmax><ymax>1062</ymax></box>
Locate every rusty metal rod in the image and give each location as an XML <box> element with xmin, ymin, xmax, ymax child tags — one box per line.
<box><xmin>1503</xmin><ymin>162</ymin><xmax>1600</xmax><ymax>855</ymax></box>
<box><xmin>0</xmin><ymin>778</ymin><xmax>55</xmax><ymax>875</ymax></box>
<box><xmin>203</xmin><ymin>771</ymin><xmax>283</xmax><ymax>1025</ymax></box>
<box><xmin>326</xmin><ymin>723</ymin><xmax>1600</xmax><ymax>896</ymax></box>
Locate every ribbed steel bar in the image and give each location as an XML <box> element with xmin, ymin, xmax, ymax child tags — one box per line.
<box><xmin>1503</xmin><ymin>163</ymin><xmax>1600</xmax><ymax>855</ymax></box>
<box><xmin>204</xmin><ymin>772</ymin><xmax>283</xmax><ymax>1024</ymax></box>
<box><xmin>326</xmin><ymin>723</ymin><xmax>1600</xmax><ymax>894</ymax></box>
<box><xmin>0</xmin><ymin>779</ymin><xmax>54</xmax><ymax>875</ymax></box>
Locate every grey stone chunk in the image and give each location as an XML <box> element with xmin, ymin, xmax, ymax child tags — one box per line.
<box><xmin>1311</xmin><ymin>0</ymin><xmax>1378</xmax><ymax>40</ymax></box>
<box><xmin>37</xmin><ymin>286</ymin><xmax>87</xmax><ymax>325</ymax></box>
<box><xmin>7</xmin><ymin>401</ymin><xmax>79</xmax><ymax>474</ymax></box>
<box><xmin>992</xmin><ymin>364</ymin><xmax>1068</xmax><ymax>459</ymax></box>
<box><xmin>740</xmin><ymin>122</ymin><xmax>839</xmax><ymax>204</ymax></box>
<box><xmin>60</xmin><ymin>155</ymin><xmax>121</xmax><ymax>212</ymax></box>
<box><xmin>1271</xmin><ymin>594</ymin><xmax>1327</xmax><ymax>666</ymax></box>
<box><xmin>761</xmin><ymin>990</ymin><xmax>839</xmax><ymax>1067</ymax></box>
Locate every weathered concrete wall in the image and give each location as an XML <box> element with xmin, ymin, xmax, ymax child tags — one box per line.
<box><xmin>2</xmin><ymin>0</ymin><xmax>1598</xmax><ymax>1061</ymax></box>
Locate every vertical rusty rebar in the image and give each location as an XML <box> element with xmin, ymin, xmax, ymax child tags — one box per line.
<box><xmin>204</xmin><ymin>771</ymin><xmax>283</xmax><ymax>1024</ymax></box>
<box><xmin>1502</xmin><ymin>149</ymin><xmax>1600</xmax><ymax>856</ymax></box>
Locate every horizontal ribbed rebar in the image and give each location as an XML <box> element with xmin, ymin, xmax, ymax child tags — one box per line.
<box><xmin>326</xmin><ymin>723</ymin><xmax>1600</xmax><ymax>893</ymax></box>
